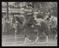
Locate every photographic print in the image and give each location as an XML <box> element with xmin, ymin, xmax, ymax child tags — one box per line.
<box><xmin>2</xmin><ymin>2</ymin><xmax>57</xmax><ymax>46</ymax></box>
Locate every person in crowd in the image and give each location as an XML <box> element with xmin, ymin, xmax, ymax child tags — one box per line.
<box><xmin>44</xmin><ymin>12</ymin><xmax>57</xmax><ymax>39</ymax></box>
<box><xmin>49</xmin><ymin>15</ymin><xmax>57</xmax><ymax>39</ymax></box>
<box><xmin>33</xmin><ymin>12</ymin><xmax>50</xmax><ymax>42</ymax></box>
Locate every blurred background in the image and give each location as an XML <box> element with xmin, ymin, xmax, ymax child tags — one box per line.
<box><xmin>2</xmin><ymin>2</ymin><xmax>57</xmax><ymax>46</ymax></box>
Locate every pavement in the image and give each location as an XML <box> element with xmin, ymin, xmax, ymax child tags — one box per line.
<box><xmin>2</xmin><ymin>35</ymin><xmax>57</xmax><ymax>46</ymax></box>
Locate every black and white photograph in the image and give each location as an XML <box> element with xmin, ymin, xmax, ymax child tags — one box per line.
<box><xmin>2</xmin><ymin>2</ymin><xmax>57</xmax><ymax>46</ymax></box>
